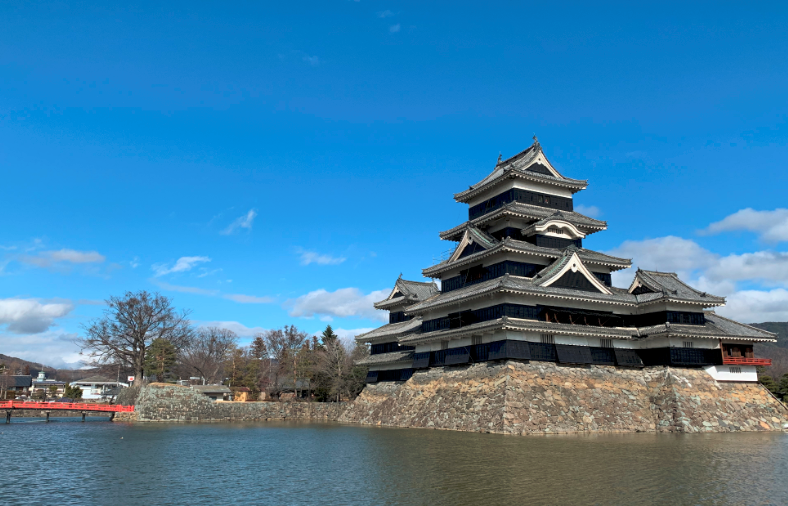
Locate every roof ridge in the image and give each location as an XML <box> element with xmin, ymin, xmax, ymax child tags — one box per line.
<box><xmin>707</xmin><ymin>313</ymin><xmax>777</xmax><ymax>336</ymax></box>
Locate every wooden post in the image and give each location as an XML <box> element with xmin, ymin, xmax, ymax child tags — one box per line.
<box><xmin>81</xmin><ymin>411</ymin><xmax>86</xmax><ymax>422</ymax></box>
<box><xmin>45</xmin><ymin>411</ymin><xmax>50</xmax><ymax>422</ymax></box>
<box><xmin>109</xmin><ymin>412</ymin><xmax>115</xmax><ymax>422</ymax></box>
<box><xmin>5</xmin><ymin>410</ymin><xmax>10</xmax><ymax>424</ymax></box>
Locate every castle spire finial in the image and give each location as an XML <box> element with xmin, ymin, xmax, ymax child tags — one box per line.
<box><xmin>497</xmin><ymin>152</ymin><xmax>502</xmax><ymax>164</ymax></box>
<box><xmin>533</xmin><ymin>134</ymin><xmax>539</xmax><ymax>145</ymax></box>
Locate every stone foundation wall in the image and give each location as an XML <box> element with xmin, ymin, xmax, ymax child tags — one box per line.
<box><xmin>124</xmin><ymin>365</ymin><xmax>788</xmax><ymax>434</ymax></box>
<box><xmin>339</xmin><ymin>361</ymin><xmax>788</xmax><ymax>434</ymax></box>
<box><xmin>130</xmin><ymin>383</ymin><xmax>346</xmax><ymax>423</ymax></box>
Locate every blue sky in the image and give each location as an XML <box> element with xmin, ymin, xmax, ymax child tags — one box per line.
<box><xmin>2</xmin><ymin>1</ymin><xmax>788</xmax><ymax>367</ymax></box>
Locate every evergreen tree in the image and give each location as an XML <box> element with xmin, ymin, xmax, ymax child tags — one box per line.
<box><xmin>759</xmin><ymin>375</ymin><xmax>779</xmax><ymax>395</ymax></box>
<box><xmin>321</xmin><ymin>325</ymin><xmax>338</xmax><ymax>346</ymax></box>
<box><xmin>144</xmin><ymin>338</ymin><xmax>177</xmax><ymax>382</ymax></box>
<box><xmin>777</xmin><ymin>373</ymin><xmax>788</xmax><ymax>399</ymax></box>
<box><xmin>64</xmin><ymin>383</ymin><xmax>83</xmax><ymax>399</ymax></box>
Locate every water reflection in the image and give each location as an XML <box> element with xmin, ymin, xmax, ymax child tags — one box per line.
<box><xmin>2</xmin><ymin>420</ymin><xmax>786</xmax><ymax>506</ymax></box>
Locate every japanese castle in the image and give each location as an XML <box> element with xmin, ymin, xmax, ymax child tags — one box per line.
<box><xmin>357</xmin><ymin>138</ymin><xmax>775</xmax><ymax>383</ymax></box>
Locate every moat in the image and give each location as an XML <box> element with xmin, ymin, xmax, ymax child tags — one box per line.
<box><xmin>3</xmin><ymin>419</ymin><xmax>787</xmax><ymax>506</ymax></box>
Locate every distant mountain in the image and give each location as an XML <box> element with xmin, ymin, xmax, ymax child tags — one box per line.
<box><xmin>752</xmin><ymin>323</ymin><xmax>788</xmax><ymax>379</ymax></box>
<box><xmin>0</xmin><ymin>354</ymin><xmax>56</xmax><ymax>374</ymax></box>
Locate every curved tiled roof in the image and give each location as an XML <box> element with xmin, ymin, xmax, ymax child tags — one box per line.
<box><xmin>374</xmin><ymin>276</ymin><xmax>440</xmax><ymax>310</ymax></box>
<box><xmin>356</xmin><ymin>350</ymin><xmax>414</xmax><ymax>367</ymax></box>
<box><xmin>423</xmin><ymin>238</ymin><xmax>631</xmax><ymax>277</ymax></box>
<box><xmin>454</xmin><ymin>141</ymin><xmax>588</xmax><ymax>203</ymax></box>
<box><xmin>355</xmin><ymin>318</ymin><xmax>422</xmax><ymax>343</ymax></box>
<box><xmin>439</xmin><ymin>205</ymin><xmax>607</xmax><ymax>241</ymax></box>
<box><xmin>629</xmin><ymin>270</ymin><xmax>726</xmax><ymax>306</ymax></box>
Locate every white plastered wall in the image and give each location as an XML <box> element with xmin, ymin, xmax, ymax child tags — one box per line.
<box><xmin>703</xmin><ymin>365</ymin><xmax>758</xmax><ymax>382</ymax></box>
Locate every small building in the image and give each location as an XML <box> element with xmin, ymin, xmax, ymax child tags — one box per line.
<box><xmin>71</xmin><ymin>376</ymin><xmax>130</xmax><ymax>400</ymax></box>
<box><xmin>31</xmin><ymin>370</ymin><xmax>66</xmax><ymax>398</ymax></box>
<box><xmin>0</xmin><ymin>375</ymin><xmax>33</xmax><ymax>398</ymax></box>
<box><xmin>232</xmin><ymin>386</ymin><xmax>252</xmax><ymax>402</ymax></box>
<box><xmin>191</xmin><ymin>385</ymin><xmax>232</xmax><ymax>401</ymax></box>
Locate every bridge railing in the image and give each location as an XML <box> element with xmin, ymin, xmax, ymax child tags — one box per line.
<box><xmin>0</xmin><ymin>401</ymin><xmax>134</xmax><ymax>412</ymax></box>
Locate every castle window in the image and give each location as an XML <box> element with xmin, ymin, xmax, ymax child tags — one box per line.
<box><xmin>441</xmin><ymin>341</ymin><xmax>449</xmax><ymax>350</ymax></box>
<box><xmin>600</xmin><ymin>339</ymin><xmax>613</xmax><ymax>349</ymax></box>
<box><xmin>683</xmin><ymin>341</ymin><xmax>694</xmax><ymax>348</ymax></box>
<box><xmin>729</xmin><ymin>367</ymin><xmax>742</xmax><ymax>374</ymax></box>
<box><xmin>472</xmin><ymin>336</ymin><xmax>482</xmax><ymax>346</ymax></box>
<box><xmin>540</xmin><ymin>334</ymin><xmax>554</xmax><ymax>344</ymax></box>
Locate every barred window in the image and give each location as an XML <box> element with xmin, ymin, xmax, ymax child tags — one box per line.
<box><xmin>441</xmin><ymin>341</ymin><xmax>449</xmax><ymax>350</ymax></box>
<box><xmin>472</xmin><ymin>336</ymin><xmax>483</xmax><ymax>346</ymax></box>
<box><xmin>683</xmin><ymin>341</ymin><xmax>694</xmax><ymax>348</ymax></box>
<box><xmin>600</xmin><ymin>339</ymin><xmax>613</xmax><ymax>349</ymax></box>
<box><xmin>540</xmin><ymin>334</ymin><xmax>554</xmax><ymax>344</ymax></box>
<box><xmin>729</xmin><ymin>367</ymin><xmax>742</xmax><ymax>374</ymax></box>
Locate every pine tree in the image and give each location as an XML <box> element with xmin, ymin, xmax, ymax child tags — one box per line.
<box><xmin>759</xmin><ymin>375</ymin><xmax>779</xmax><ymax>395</ymax></box>
<box><xmin>777</xmin><ymin>373</ymin><xmax>788</xmax><ymax>399</ymax></box>
<box><xmin>144</xmin><ymin>338</ymin><xmax>177</xmax><ymax>382</ymax></box>
<box><xmin>321</xmin><ymin>325</ymin><xmax>338</xmax><ymax>346</ymax></box>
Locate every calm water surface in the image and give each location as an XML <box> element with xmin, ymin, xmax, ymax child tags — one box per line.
<box><xmin>2</xmin><ymin>417</ymin><xmax>787</xmax><ymax>506</ymax></box>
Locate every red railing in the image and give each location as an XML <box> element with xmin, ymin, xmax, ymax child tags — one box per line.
<box><xmin>0</xmin><ymin>401</ymin><xmax>133</xmax><ymax>412</ymax></box>
<box><xmin>722</xmin><ymin>357</ymin><xmax>772</xmax><ymax>366</ymax></box>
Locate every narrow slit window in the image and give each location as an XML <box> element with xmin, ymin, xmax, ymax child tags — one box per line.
<box><xmin>540</xmin><ymin>334</ymin><xmax>554</xmax><ymax>344</ymax></box>
<box><xmin>472</xmin><ymin>336</ymin><xmax>482</xmax><ymax>346</ymax></box>
<box><xmin>600</xmin><ymin>339</ymin><xmax>613</xmax><ymax>349</ymax></box>
<box><xmin>683</xmin><ymin>341</ymin><xmax>694</xmax><ymax>348</ymax></box>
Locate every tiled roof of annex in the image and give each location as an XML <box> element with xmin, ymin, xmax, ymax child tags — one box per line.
<box><xmin>355</xmin><ymin>318</ymin><xmax>422</xmax><ymax>343</ymax></box>
<box><xmin>356</xmin><ymin>350</ymin><xmax>415</xmax><ymax>367</ymax></box>
<box><xmin>422</xmin><ymin>234</ymin><xmax>631</xmax><ymax>278</ymax></box>
<box><xmin>629</xmin><ymin>269</ymin><xmax>726</xmax><ymax>306</ymax></box>
<box><xmin>439</xmin><ymin>205</ymin><xmax>607</xmax><ymax>241</ymax></box>
<box><xmin>374</xmin><ymin>276</ymin><xmax>439</xmax><ymax>310</ymax></box>
<box><xmin>454</xmin><ymin>140</ymin><xmax>588</xmax><ymax>203</ymax></box>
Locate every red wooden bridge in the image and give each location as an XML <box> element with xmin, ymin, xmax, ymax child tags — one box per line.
<box><xmin>1</xmin><ymin>401</ymin><xmax>133</xmax><ymax>423</ymax></box>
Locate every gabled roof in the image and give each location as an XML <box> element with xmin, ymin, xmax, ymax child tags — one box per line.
<box><xmin>535</xmin><ymin>251</ymin><xmax>613</xmax><ymax>294</ymax></box>
<box><xmin>454</xmin><ymin>140</ymin><xmax>588</xmax><ymax>203</ymax></box>
<box><xmin>447</xmin><ymin>226</ymin><xmax>498</xmax><ymax>262</ymax></box>
<box><xmin>73</xmin><ymin>375</ymin><xmax>118</xmax><ymax>384</ymax></box>
<box><xmin>628</xmin><ymin>269</ymin><xmax>726</xmax><ymax>305</ymax></box>
<box><xmin>423</xmin><ymin>238</ymin><xmax>632</xmax><ymax>278</ymax></box>
<box><xmin>356</xmin><ymin>350</ymin><xmax>414</xmax><ymax>367</ymax></box>
<box><xmin>355</xmin><ymin>318</ymin><xmax>422</xmax><ymax>343</ymax></box>
<box><xmin>439</xmin><ymin>203</ymin><xmax>607</xmax><ymax>241</ymax></box>
<box><xmin>374</xmin><ymin>276</ymin><xmax>439</xmax><ymax>310</ymax></box>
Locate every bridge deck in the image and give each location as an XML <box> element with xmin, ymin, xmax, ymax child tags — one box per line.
<box><xmin>0</xmin><ymin>401</ymin><xmax>134</xmax><ymax>412</ymax></box>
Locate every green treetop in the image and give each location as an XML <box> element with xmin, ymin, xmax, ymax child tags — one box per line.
<box><xmin>144</xmin><ymin>338</ymin><xmax>177</xmax><ymax>382</ymax></box>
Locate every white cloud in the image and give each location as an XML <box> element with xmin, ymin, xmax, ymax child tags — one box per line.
<box><xmin>221</xmin><ymin>209</ymin><xmax>257</xmax><ymax>235</ymax></box>
<box><xmin>285</xmin><ymin>287</ymin><xmax>389</xmax><ymax>322</ymax></box>
<box><xmin>705</xmin><ymin>251</ymin><xmax>788</xmax><ymax>285</ymax></box>
<box><xmin>0</xmin><ymin>329</ymin><xmax>83</xmax><ymax>369</ymax></box>
<box><xmin>607</xmin><ymin>236</ymin><xmax>717</xmax><ymax>273</ymax></box>
<box><xmin>130</xmin><ymin>257</ymin><xmax>140</xmax><ymax>268</ymax></box>
<box><xmin>0</xmin><ymin>298</ymin><xmax>74</xmax><ymax>334</ymax></box>
<box><xmin>389</xmin><ymin>24</ymin><xmax>400</xmax><ymax>33</ymax></box>
<box><xmin>21</xmin><ymin>249</ymin><xmax>106</xmax><ymax>268</ymax></box>
<box><xmin>223</xmin><ymin>294</ymin><xmax>274</xmax><ymax>304</ymax></box>
<box><xmin>574</xmin><ymin>204</ymin><xmax>601</xmax><ymax>218</ymax></box>
<box><xmin>717</xmin><ymin>289</ymin><xmax>788</xmax><ymax>323</ymax></box>
<box><xmin>302</xmin><ymin>55</ymin><xmax>320</xmax><ymax>66</ymax></box>
<box><xmin>196</xmin><ymin>321</ymin><xmax>268</xmax><ymax>337</ymax></box>
<box><xmin>704</xmin><ymin>208</ymin><xmax>788</xmax><ymax>242</ymax></box>
<box><xmin>378</xmin><ymin>10</ymin><xmax>394</xmax><ymax>18</ymax></box>
<box><xmin>152</xmin><ymin>256</ymin><xmax>211</xmax><ymax>277</ymax></box>
<box><xmin>296</xmin><ymin>248</ymin><xmax>346</xmax><ymax>266</ymax></box>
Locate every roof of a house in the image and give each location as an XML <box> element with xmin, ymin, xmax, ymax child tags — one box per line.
<box><xmin>73</xmin><ymin>375</ymin><xmax>120</xmax><ymax>384</ymax></box>
<box><xmin>355</xmin><ymin>318</ymin><xmax>422</xmax><ymax>343</ymax></box>
<box><xmin>439</xmin><ymin>205</ymin><xmax>607</xmax><ymax>241</ymax></box>
<box><xmin>422</xmin><ymin>234</ymin><xmax>632</xmax><ymax>277</ymax></box>
<box><xmin>191</xmin><ymin>385</ymin><xmax>231</xmax><ymax>394</ymax></box>
<box><xmin>374</xmin><ymin>276</ymin><xmax>439</xmax><ymax>310</ymax></box>
<box><xmin>356</xmin><ymin>351</ymin><xmax>415</xmax><ymax>367</ymax></box>
<box><xmin>454</xmin><ymin>140</ymin><xmax>588</xmax><ymax>203</ymax></box>
<box><xmin>0</xmin><ymin>375</ymin><xmax>33</xmax><ymax>388</ymax></box>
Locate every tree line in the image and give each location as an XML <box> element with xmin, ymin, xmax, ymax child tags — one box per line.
<box><xmin>76</xmin><ymin>290</ymin><xmax>369</xmax><ymax>401</ymax></box>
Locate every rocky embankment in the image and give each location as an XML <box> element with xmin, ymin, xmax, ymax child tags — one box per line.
<box><xmin>120</xmin><ymin>363</ymin><xmax>788</xmax><ymax>433</ymax></box>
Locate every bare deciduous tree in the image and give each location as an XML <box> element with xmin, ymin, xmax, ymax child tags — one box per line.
<box><xmin>77</xmin><ymin>291</ymin><xmax>193</xmax><ymax>386</ymax></box>
<box><xmin>179</xmin><ymin>327</ymin><xmax>238</xmax><ymax>384</ymax></box>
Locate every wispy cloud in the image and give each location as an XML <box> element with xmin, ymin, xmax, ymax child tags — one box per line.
<box><xmin>378</xmin><ymin>10</ymin><xmax>394</xmax><ymax>18</ymax></box>
<box><xmin>151</xmin><ymin>279</ymin><xmax>219</xmax><ymax>296</ymax></box>
<box><xmin>296</xmin><ymin>247</ymin><xmax>346</xmax><ymax>266</ymax></box>
<box><xmin>389</xmin><ymin>24</ymin><xmax>401</xmax><ymax>33</ymax></box>
<box><xmin>302</xmin><ymin>55</ymin><xmax>320</xmax><ymax>66</ymax></box>
<box><xmin>21</xmin><ymin>249</ymin><xmax>105</xmax><ymax>268</ymax></box>
<box><xmin>195</xmin><ymin>320</ymin><xmax>268</xmax><ymax>338</ymax></box>
<box><xmin>703</xmin><ymin>208</ymin><xmax>788</xmax><ymax>243</ymax></box>
<box><xmin>574</xmin><ymin>204</ymin><xmax>601</xmax><ymax>218</ymax></box>
<box><xmin>221</xmin><ymin>209</ymin><xmax>257</xmax><ymax>235</ymax></box>
<box><xmin>223</xmin><ymin>294</ymin><xmax>274</xmax><ymax>304</ymax></box>
<box><xmin>152</xmin><ymin>256</ymin><xmax>211</xmax><ymax>277</ymax></box>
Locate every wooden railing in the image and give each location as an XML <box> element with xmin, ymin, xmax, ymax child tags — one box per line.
<box><xmin>0</xmin><ymin>401</ymin><xmax>134</xmax><ymax>412</ymax></box>
<box><xmin>722</xmin><ymin>357</ymin><xmax>772</xmax><ymax>366</ymax></box>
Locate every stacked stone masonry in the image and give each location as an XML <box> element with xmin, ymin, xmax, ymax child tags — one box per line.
<box><xmin>123</xmin><ymin>366</ymin><xmax>787</xmax><ymax>434</ymax></box>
